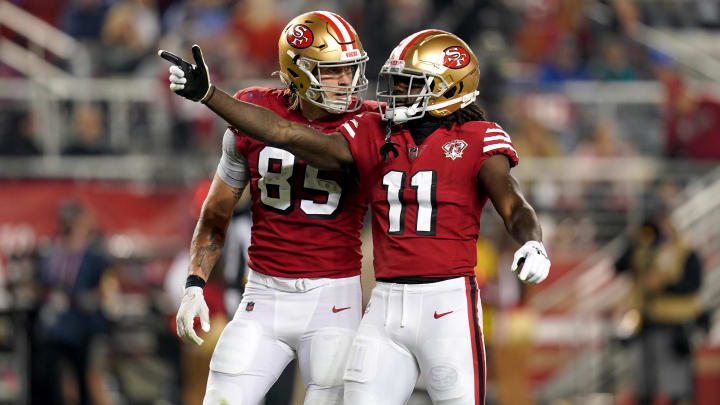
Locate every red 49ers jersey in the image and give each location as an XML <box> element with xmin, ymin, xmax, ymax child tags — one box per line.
<box><xmin>338</xmin><ymin>113</ymin><xmax>519</xmax><ymax>279</ymax></box>
<box><xmin>230</xmin><ymin>87</ymin><xmax>377</xmax><ymax>278</ymax></box>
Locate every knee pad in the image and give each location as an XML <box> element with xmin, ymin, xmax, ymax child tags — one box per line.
<box><xmin>343</xmin><ymin>385</ymin><xmax>378</xmax><ymax>405</ymax></box>
<box><xmin>209</xmin><ymin>320</ymin><xmax>263</xmax><ymax>375</ymax></box>
<box><xmin>308</xmin><ymin>328</ymin><xmax>355</xmax><ymax>387</ymax></box>
<box><xmin>204</xmin><ymin>387</ymin><xmax>242</xmax><ymax>405</ymax></box>
<box><xmin>303</xmin><ymin>385</ymin><xmax>344</xmax><ymax>405</ymax></box>
<box><xmin>204</xmin><ymin>372</ymin><xmax>244</xmax><ymax>405</ymax></box>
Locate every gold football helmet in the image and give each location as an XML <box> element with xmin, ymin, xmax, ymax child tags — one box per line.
<box><xmin>377</xmin><ymin>30</ymin><xmax>480</xmax><ymax>123</ymax></box>
<box><xmin>277</xmin><ymin>11</ymin><xmax>368</xmax><ymax>113</ymax></box>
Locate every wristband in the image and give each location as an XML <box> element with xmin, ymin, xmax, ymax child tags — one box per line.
<box><xmin>201</xmin><ymin>85</ymin><xmax>216</xmax><ymax>104</ymax></box>
<box><xmin>185</xmin><ymin>275</ymin><xmax>206</xmax><ymax>289</ymax></box>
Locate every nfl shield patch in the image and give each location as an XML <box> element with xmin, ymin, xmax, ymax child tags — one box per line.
<box><xmin>442</xmin><ymin>140</ymin><xmax>468</xmax><ymax>160</ymax></box>
<box><xmin>246</xmin><ymin>301</ymin><xmax>255</xmax><ymax>312</ymax></box>
<box><xmin>408</xmin><ymin>146</ymin><xmax>419</xmax><ymax>160</ymax></box>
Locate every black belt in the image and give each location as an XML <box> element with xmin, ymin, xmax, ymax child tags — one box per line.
<box><xmin>376</xmin><ymin>275</ymin><xmax>464</xmax><ymax>284</ymax></box>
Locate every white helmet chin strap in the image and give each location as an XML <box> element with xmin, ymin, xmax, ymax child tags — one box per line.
<box><xmin>387</xmin><ymin>90</ymin><xmax>479</xmax><ymax>123</ymax></box>
<box><xmin>386</xmin><ymin>99</ymin><xmax>423</xmax><ymax>123</ymax></box>
<box><xmin>426</xmin><ymin>90</ymin><xmax>479</xmax><ymax>112</ymax></box>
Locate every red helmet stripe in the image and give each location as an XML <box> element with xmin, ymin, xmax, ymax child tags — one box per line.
<box><xmin>312</xmin><ymin>11</ymin><xmax>350</xmax><ymax>51</ymax></box>
<box><xmin>330</xmin><ymin>12</ymin><xmax>357</xmax><ymax>50</ymax></box>
<box><xmin>399</xmin><ymin>29</ymin><xmax>440</xmax><ymax>59</ymax></box>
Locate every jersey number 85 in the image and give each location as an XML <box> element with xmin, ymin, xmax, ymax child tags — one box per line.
<box><xmin>257</xmin><ymin>146</ymin><xmax>342</xmax><ymax>218</ymax></box>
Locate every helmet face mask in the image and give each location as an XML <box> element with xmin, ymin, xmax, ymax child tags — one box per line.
<box><xmin>300</xmin><ymin>55</ymin><xmax>368</xmax><ymax>113</ymax></box>
<box><xmin>377</xmin><ymin>66</ymin><xmax>448</xmax><ymax>123</ymax></box>
<box><xmin>278</xmin><ymin>12</ymin><xmax>368</xmax><ymax>114</ymax></box>
<box><xmin>377</xmin><ymin>30</ymin><xmax>480</xmax><ymax>124</ymax></box>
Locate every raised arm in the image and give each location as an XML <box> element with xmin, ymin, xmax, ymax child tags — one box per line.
<box><xmin>205</xmin><ymin>89</ymin><xmax>353</xmax><ymax>170</ymax></box>
<box><xmin>478</xmin><ymin>155</ymin><xmax>550</xmax><ymax>284</ymax></box>
<box><xmin>158</xmin><ymin>45</ymin><xmax>353</xmax><ymax>170</ymax></box>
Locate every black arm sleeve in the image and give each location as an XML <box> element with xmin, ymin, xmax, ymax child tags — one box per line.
<box><xmin>615</xmin><ymin>244</ymin><xmax>633</xmax><ymax>274</ymax></box>
<box><xmin>664</xmin><ymin>251</ymin><xmax>702</xmax><ymax>294</ymax></box>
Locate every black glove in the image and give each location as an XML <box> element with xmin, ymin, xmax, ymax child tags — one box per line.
<box><xmin>158</xmin><ymin>44</ymin><xmax>214</xmax><ymax>103</ymax></box>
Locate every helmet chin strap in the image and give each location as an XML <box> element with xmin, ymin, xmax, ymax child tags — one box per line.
<box><xmin>387</xmin><ymin>97</ymin><xmax>424</xmax><ymax>123</ymax></box>
<box><xmin>425</xmin><ymin>90</ymin><xmax>479</xmax><ymax>112</ymax></box>
<box><xmin>386</xmin><ymin>90</ymin><xmax>479</xmax><ymax>123</ymax></box>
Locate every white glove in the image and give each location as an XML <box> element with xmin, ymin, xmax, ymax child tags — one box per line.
<box><xmin>176</xmin><ymin>286</ymin><xmax>210</xmax><ymax>345</ymax></box>
<box><xmin>168</xmin><ymin>65</ymin><xmax>187</xmax><ymax>92</ymax></box>
<box><xmin>511</xmin><ymin>241</ymin><xmax>550</xmax><ymax>284</ymax></box>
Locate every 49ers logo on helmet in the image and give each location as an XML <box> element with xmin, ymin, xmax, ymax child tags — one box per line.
<box><xmin>287</xmin><ymin>24</ymin><xmax>313</xmax><ymax>49</ymax></box>
<box><xmin>442</xmin><ymin>46</ymin><xmax>470</xmax><ymax>69</ymax></box>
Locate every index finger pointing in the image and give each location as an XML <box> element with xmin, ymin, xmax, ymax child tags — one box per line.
<box><xmin>158</xmin><ymin>50</ymin><xmax>184</xmax><ymax>65</ymax></box>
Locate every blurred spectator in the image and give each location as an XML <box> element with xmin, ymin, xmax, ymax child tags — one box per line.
<box><xmin>610</xmin><ymin>0</ymin><xmax>640</xmax><ymax>34</ymax></box>
<box><xmin>0</xmin><ymin>112</ymin><xmax>42</xmax><ymax>156</ymax></box>
<box><xmin>514</xmin><ymin>0</ymin><xmax>593</xmax><ymax>64</ymax></box>
<box><xmin>228</xmin><ymin>0</ymin><xmax>285</xmax><ymax>78</ymax></box>
<box><xmin>60</xmin><ymin>0</ymin><xmax>108</xmax><ymax>40</ymax></box>
<box><xmin>15</xmin><ymin>0</ymin><xmax>68</xmax><ymax>26</ymax></box>
<box><xmin>355</xmin><ymin>0</ymin><xmax>430</xmax><ymax>75</ymax></box>
<box><xmin>161</xmin><ymin>0</ymin><xmax>243</xmax><ymax>84</ymax></box>
<box><xmin>100</xmin><ymin>0</ymin><xmax>161</xmax><ymax>74</ymax></box>
<box><xmin>615</xmin><ymin>211</ymin><xmax>704</xmax><ymax>405</ymax></box>
<box><xmin>575</xmin><ymin>120</ymin><xmax>634</xmax><ymax>157</ymax></box>
<box><xmin>33</xmin><ymin>201</ymin><xmax>111</xmax><ymax>405</ymax></box>
<box><xmin>163</xmin><ymin>0</ymin><xmax>232</xmax><ymax>41</ymax></box>
<box><xmin>663</xmin><ymin>78</ymin><xmax>720</xmax><ymax>160</ymax></box>
<box><xmin>63</xmin><ymin>104</ymin><xmax>111</xmax><ymax>156</ymax></box>
<box><xmin>591</xmin><ymin>37</ymin><xmax>637</xmax><ymax>81</ymax></box>
<box><xmin>512</xmin><ymin>118</ymin><xmax>565</xmax><ymax>157</ymax></box>
<box><xmin>537</xmin><ymin>36</ymin><xmax>590</xmax><ymax>85</ymax></box>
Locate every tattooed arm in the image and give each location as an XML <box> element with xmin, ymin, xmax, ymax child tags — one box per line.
<box><xmin>189</xmin><ymin>131</ymin><xmax>249</xmax><ymax>281</ymax></box>
<box><xmin>205</xmin><ymin>89</ymin><xmax>354</xmax><ymax>170</ymax></box>
<box><xmin>177</xmin><ymin>171</ymin><xmax>244</xmax><ymax>345</ymax></box>
<box><xmin>188</xmin><ymin>173</ymin><xmax>241</xmax><ymax>280</ymax></box>
<box><xmin>176</xmin><ymin>132</ymin><xmax>248</xmax><ymax>345</ymax></box>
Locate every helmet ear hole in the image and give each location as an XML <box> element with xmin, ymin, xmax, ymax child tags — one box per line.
<box><xmin>443</xmin><ymin>86</ymin><xmax>457</xmax><ymax>99</ymax></box>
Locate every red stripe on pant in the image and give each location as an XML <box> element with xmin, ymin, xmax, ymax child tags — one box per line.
<box><xmin>465</xmin><ymin>276</ymin><xmax>485</xmax><ymax>405</ymax></box>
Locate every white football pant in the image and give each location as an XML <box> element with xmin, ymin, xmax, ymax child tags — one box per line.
<box><xmin>204</xmin><ymin>269</ymin><xmax>362</xmax><ymax>405</ymax></box>
<box><xmin>344</xmin><ymin>276</ymin><xmax>486</xmax><ymax>405</ymax></box>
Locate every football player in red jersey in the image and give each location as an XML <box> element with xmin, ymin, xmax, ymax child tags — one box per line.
<box><xmin>161</xmin><ymin>29</ymin><xmax>550</xmax><ymax>405</ymax></box>
<box><xmin>159</xmin><ymin>11</ymin><xmax>377</xmax><ymax>405</ymax></box>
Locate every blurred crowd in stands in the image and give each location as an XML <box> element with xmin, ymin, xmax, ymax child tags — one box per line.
<box><xmin>1</xmin><ymin>1</ymin><xmax>720</xmax><ymax>404</ymax></box>
<box><xmin>1</xmin><ymin>0</ymin><xmax>719</xmax><ymax>160</ymax></box>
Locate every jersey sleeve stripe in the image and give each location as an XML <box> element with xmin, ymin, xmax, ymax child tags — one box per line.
<box><xmin>483</xmin><ymin>143</ymin><xmax>516</xmax><ymax>153</ymax></box>
<box><xmin>342</xmin><ymin>122</ymin><xmax>356</xmax><ymax>138</ymax></box>
<box><xmin>484</xmin><ymin>135</ymin><xmax>512</xmax><ymax>143</ymax></box>
<box><xmin>485</xmin><ymin>128</ymin><xmax>511</xmax><ymax>138</ymax></box>
<box><xmin>349</xmin><ymin>119</ymin><xmax>358</xmax><ymax>128</ymax></box>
